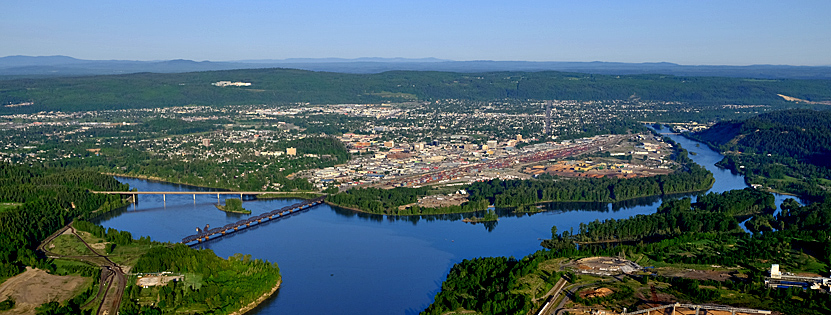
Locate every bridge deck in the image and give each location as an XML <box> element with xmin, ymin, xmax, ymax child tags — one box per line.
<box><xmin>181</xmin><ymin>196</ymin><xmax>327</xmax><ymax>244</ymax></box>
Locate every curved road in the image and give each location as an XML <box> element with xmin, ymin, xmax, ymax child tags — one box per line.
<box><xmin>38</xmin><ymin>222</ymin><xmax>126</xmax><ymax>315</ymax></box>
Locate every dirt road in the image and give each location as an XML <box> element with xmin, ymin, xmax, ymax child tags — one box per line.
<box><xmin>38</xmin><ymin>222</ymin><xmax>127</xmax><ymax>315</ymax></box>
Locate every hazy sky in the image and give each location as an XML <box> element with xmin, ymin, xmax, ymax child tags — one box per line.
<box><xmin>2</xmin><ymin>1</ymin><xmax>829</xmax><ymax>65</ymax></box>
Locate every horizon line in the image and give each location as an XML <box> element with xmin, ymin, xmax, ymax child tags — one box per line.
<box><xmin>2</xmin><ymin>55</ymin><xmax>830</xmax><ymax>68</ymax></box>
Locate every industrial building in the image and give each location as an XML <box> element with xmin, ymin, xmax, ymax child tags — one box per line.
<box><xmin>765</xmin><ymin>264</ymin><xmax>831</xmax><ymax>292</ymax></box>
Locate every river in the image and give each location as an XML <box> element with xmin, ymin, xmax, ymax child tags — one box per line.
<box><xmin>95</xmin><ymin>128</ymin><xmax>801</xmax><ymax>314</ymax></box>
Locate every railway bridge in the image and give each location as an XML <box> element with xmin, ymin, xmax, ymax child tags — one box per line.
<box><xmin>180</xmin><ymin>196</ymin><xmax>327</xmax><ymax>245</ymax></box>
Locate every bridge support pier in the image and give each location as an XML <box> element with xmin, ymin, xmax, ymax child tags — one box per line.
<box><xmin>217</xmin><ymin>193</ymin><xmax>220</xmax><ymax>204</ymax></box>
<box><xmin>163</xmin><ymin>194</ymin><xmax>166</xmax><ymax>203</ymax></box>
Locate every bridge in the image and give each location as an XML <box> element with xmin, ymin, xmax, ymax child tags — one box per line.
<box><xmin>90</xmin><ymin>190</ymin><xmax>324</xmax><ymax>203</ymax></box>
<box><xmin>180</xmin><ymin>196</ymin><xmax>327</xmax><ymax>245</ymax></box>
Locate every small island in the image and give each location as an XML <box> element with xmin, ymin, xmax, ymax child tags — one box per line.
<box><xmin>216</xmin><ymin>198</ymin><xmax>252</xmax><ymax>214</ymax></box>
<box><xmin>462</xmin><ymin>209</ymin><xmax>499</xmax><ymax>223</ymax></box>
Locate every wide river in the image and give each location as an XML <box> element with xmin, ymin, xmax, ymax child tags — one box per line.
<box><xmin>96</xmin><ymin>129</ymin><xmax>801</xmax><ymax>314</ymax></box>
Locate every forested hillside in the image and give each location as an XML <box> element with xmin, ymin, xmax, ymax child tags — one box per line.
<box><xmin>691</xmin><ymin>109</ymin><xmax>831</xmax><ymax>199</ymax></box>
<box><xmin>2</xmin><ymin>69</ymin><xmax>831</xmax><ymax>113</ymax></box>
<box><xmin>427</xmin><ymin>190</ymin><xmax>831</xmax><ymax>315</ymax></box>
<box><xmin>694</xmin><ymin>109</ymin><xmax>831</xmax><ymax>166</ymax></box>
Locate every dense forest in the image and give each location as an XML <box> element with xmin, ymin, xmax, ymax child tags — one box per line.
<box><xmin>3</xmin><ymin>69</ymin><xmax>831</xmax><ymax>113</ymax></box>
<box><xmin>428</xmin><ymin>189</ymin><xmax>831</xmax><ymax>315</ymax></box>
<box><xmin>541</xmin><ymin>188</ymin><xmax>773</xmax><ymax>246</ymax></box>
<box><xmin>121</xmin><ymin>246</ymin><xmax>281</xmax><ymax>315</ymax></box>
<box><xmin>693</xmin><ymin>109</ymin><xmax>831</xmax><ymax>165</ymax></box>
<box><xmin>689</xmin><ymin>109</ymin><xmax>831</xmax><ymax>199</ymax></box>
<box><xmin>0</xmin><ymin>163</ymin><xmax>127</xmax><ymax>280</ymax></box>
<box><xmin>422</xmin><ymin>252</ymin><xmax>563</xmax><ymax>315</ymax></box>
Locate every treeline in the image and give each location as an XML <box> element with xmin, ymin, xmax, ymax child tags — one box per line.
<box><xmin>466</xmin><ymin>156</ymin><xmax>713</xmax><ymax>207</ymax></box>
<box><xmin>545</xmin><ymin>188</ymin><xmax>771</xmax><ymax>245</ymax></box>
<box><xmin>695</xmin><ymin>188</ymin><xmax>776</xmax><ymax>216</ymax></box>
<box><xmin>0</xmin><ymin>162</ymin><xmax>128</xmax><ymax>279</ymax></box>
<box><xmin>122</xmin><ymin>245</ymin><xmax>281</xmax><ymax>315</ymax></box>
<box><xmin>327</xmin><ymin>187</ymin><xmax>430</xmax><ymax>213</ymax></box>
<box><xmin>397</xmin><ymin>198</ymin><xmax>489</xmax><ymax>216</ymax></box>
<box><xmin>422</xmin><ymin>251</ymin><xmax>562</xmax><ymax>315</ymax></box>
<box><xmin>3</xmin><ymin>68</ymin><xmax>831</xmax><ymax>114</ymax></box>
<box><xmin>690</xmin><ymin>109</ymin><xmax>831</xmax><ymax>200</ymax></box>
<box><xmin>74</xmin><ymin>220</ymin><xmax>148</xmax><ymax>246</ymax></box>
<box><xmin>327</xmin><ymin>187</ymin><xmax>491</xmax><ymax>215</ymax></box>
<box><xmin>717</xmin><ymin>154</ymin><xmax>831</xmax><ymax>201</ymax></box>
<box><xmin>694</xmin><ymin>109</ymin><xmax>831</xmax><ymax>164</ymax></box>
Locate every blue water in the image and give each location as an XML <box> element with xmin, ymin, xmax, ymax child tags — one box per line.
<box><xmin>96</xmin><ymin>130</ymin><xmax>802</xmax><ymax>314</ymax></box>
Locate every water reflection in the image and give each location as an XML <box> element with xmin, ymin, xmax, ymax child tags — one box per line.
<box><xmin>94</xmin><ymin>129</ymin><xmax>812</xmax><ymax>315</ymax></box>
<box><xmin>326</xmin><ymin>192</ymin><xmax>707</xmax><ymax>233</ymax></box>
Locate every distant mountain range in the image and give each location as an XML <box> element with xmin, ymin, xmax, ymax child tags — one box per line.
<box><xmin>2</xmin><ymin>55</ymin><xmax>831</xmax><ymax>79</ymax></box>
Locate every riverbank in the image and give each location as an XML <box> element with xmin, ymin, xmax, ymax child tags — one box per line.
<box><xmin>325</xmin><ymin>200</ymin><xmax>487</xmax><ymax>216</ymax></box>
<box><xmin>104</xmin><ymin>172</ymin><xmax>323</xmax><ymax>200</ymax></box>
<box><xmin>103</xmin><ymin>172</ymin><xmax>230</xmax><ymax>191</ymax></box>
<box><xmin>228</xmin><ymin>279</ymin><xmax>282</xmax><ymax>315</ymax></box>
<box><xmin>257</xmin><ymin>192</ymin><xmax>322</xmax><ymax>200</ymax></box>
<box><xmin>326</xmin><ymin>184</ymin><xmax>713</xmax><ymax>217</ymax></box>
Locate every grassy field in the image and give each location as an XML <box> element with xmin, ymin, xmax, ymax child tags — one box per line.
<box><xmin>73</xmin><ymin>230</ymin><xmax>159</xmax><ymax>267</ymax></box>
<box><xmin>47</xmin><ymin>234</ymin><xmax>97</xmax><ymax>257</ymax></box>
<box><xmin>0</xmin><ymin>202</ymin><xmax>21</xmax><ymax>212</ymax></box>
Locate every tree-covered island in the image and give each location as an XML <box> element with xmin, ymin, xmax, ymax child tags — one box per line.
<box><xmin>215</xmin><ymin>198</ymin><xmax>251</xmax><ymax>214</ymax></box>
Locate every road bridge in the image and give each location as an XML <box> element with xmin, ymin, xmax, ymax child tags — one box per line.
<box><xmin>181</xmin><ymin>196</ymin><xmax>326</xmax><ymax>245</ymax></box>
<box><xmin>90</xmin><ymin>190</ymin><xmax>324</xmax><ymax>203</ymax></box>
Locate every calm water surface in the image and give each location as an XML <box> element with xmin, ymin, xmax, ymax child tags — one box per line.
<box><xmin>96</xmin><ymin>130</ymin><xmax>800</xmax><ymax>314</ymax></box>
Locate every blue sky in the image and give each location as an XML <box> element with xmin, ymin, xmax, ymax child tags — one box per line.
<box><xmin>2</xmin><ymin>1</ymin><xmax>829</xmax><ymax>65</ymax></box>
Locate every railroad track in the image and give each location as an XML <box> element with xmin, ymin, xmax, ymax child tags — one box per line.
<box><xmin>38</xmin><ymin>222</ymin><xmax>126</xmax><ymax>315</ymax></box>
